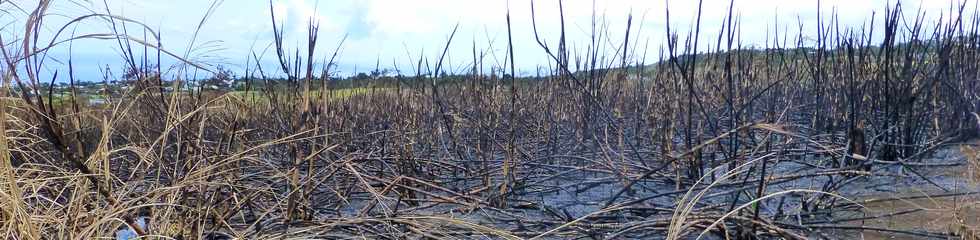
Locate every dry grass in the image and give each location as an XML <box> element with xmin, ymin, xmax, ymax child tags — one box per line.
<box><xmin>1</xmin><ymin>0</ymin><xmax>980</xmax><ymax>239</ymax></box>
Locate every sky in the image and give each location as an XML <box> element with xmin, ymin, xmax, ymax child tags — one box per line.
<box><xmin>0</xmin><ymin>0</ymin><xmax>971</xmax><ymax>82</ymax></box>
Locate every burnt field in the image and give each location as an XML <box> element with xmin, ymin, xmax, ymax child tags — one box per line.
<box><xmin>2</xmin><ymin>0</ymin><xmax>980</xmax><ymax>239</ymax></box>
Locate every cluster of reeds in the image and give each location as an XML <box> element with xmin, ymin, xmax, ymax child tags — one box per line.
<box><xmin>1</xmin><ymin>0</ymin><xmax>979</xmax><ymax>239</ymax></box>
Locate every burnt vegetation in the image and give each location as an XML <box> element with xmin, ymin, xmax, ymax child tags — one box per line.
<box><xmin>1</xmin><ymin>0</ymin><xmax>980</xmax><ymax>239</ymax></box>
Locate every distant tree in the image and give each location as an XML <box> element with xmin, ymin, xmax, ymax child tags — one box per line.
<box><xmin>121</xmin><ymin>65</ymin><xmax>160</xmax><ymax>82</ymax></box>
<box><xmin>370</xmin><ymin>68</ymin><xmax>391</xmax><ymax>79</ymax></box>
<box><xmin>231</xmin><ymin>78</ymin><xmax>251</xmax><ymax>91</ymax></box>
<box><xmin>203</xmin><ymin>65</ymin><xmax>235</xmax><ymax>90</ymax></box>
<box><xmin>352</xmin><ymin>72</ymin><xmax>370</xmax><ymax>81</ymax></box>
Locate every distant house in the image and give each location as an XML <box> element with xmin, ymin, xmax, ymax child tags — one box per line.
<box><xmin>89</xmin><ymin>98</ymin><xmax>106</xmax><ymax>106</ymax></box>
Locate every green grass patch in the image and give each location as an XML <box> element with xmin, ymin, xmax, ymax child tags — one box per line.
<box><xmin>228</xmin><ymin>87</ymin><xmax>388</xmax><ymax>103</ymax></box>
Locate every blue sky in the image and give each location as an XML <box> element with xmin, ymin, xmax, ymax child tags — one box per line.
<box><xmin>1</xmin><ymin>0</ymin><xmax>966</xmax><ymax>82</ymax></box>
